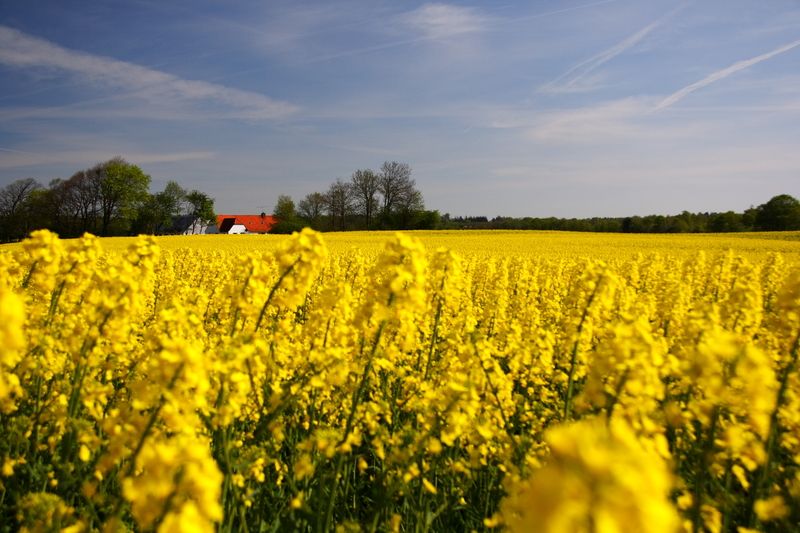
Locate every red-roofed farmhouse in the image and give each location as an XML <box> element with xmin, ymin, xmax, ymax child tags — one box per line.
<box><xmin>215</xmin><ymin>213</ymin><xmax>277</xmax><ymax>234</ymax></box>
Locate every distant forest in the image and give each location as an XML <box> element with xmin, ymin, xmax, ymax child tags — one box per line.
<box><xmin>270</xmin><ymin>166</ymin><xmax>800</xmax><ymax>234</ymax></box>
<box><xmin>440</xmin><ymin>193</ymin><xmax>800</xmax><ymax>233</ymax></box>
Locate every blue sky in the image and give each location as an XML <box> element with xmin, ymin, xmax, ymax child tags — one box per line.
<box><xmin>1</xmin><ymin>0</ymin><xmax>798</xmax><ymax>217</ymax></box>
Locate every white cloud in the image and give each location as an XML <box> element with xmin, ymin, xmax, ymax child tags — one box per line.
<box><xmin>526</xmin><ymin>98</ymin><xmax>651</xmax><ymax>142</ymax></box>
<box><xmin>132</xmin><ymin>151</ymin><xmax>215</xmax><ymax>164</ymax></box>
<box><xmin>0</xmin><ymin>149</ymin><xmax>214</xmax><ymax>170</ymax></box>
<box><xmin>525</xmin><ymin>96</ymin><xmax>725</xmax><ymax>144</ymax></box>
<box><xmin>656</xmin><ymin>38</ymin><xmax>800</xmax><ymax>110</ymax></box>
<box><xmin>0</xmin><ymin>25</ymin><xmax>298</xmax><ymax>119</ymax></box>
<box><xmin>401</xmin><ymin>3</ymin><xmax>487</xmax><ymax>40</ymax></box>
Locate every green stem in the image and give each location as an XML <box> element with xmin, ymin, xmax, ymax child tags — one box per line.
<box><xmin>605</xmin><ymin>368</ymin><xmax>630</xmax><ymax>423</ymax></box>
<box><xmin>125</xmin><ymin>363</ymin><xmax>185</xmax><ymax>477</ymax></box>
<box><xmin>563</xmin><ymin>277</ymin><xmax>603</xmax><ymax>421</ymax></box>
<box><xmin>321</xmin><ymin>320</ymin><xmax>387</xmax><ymax>532</ymax></box>
<box><xmin>108</xmin><ymin>363</ymin><xmax>185</xmax><ymax>524</ymax></box>
<box><xmin>229</xmin><ymin>265</ymin><xmax>255</xmax><ymax>336</ymax></box>
<box><xmin>746</xmin><ymin>330</ymin><xmax>800</xmax><ymax>527</ymax></box>
<box><xmin>150</xmin><ymin>468</ymin><xmax>185</xmax><ymax>531</ymax></box>
<box><xmin>721</xmin><ymin>459</ymin><xmax>733</xmax><ymax>533</ymax></box>
<box><xmin>253</xmin><ymin>260</ymin><xmax>298</xmax><ymax>332</ymax></box>
<box><xmin>20</xmin><ymin>259</ymin><xmax>38</xmax><ymax>289</ymax></box>
<box><xmin>423</xmin><ymin>298</ymin><xmax>443</xmax><ymax>380</ymax></box>
<box><xmin>692</xmin><ymin>409</ymin><xmax>719</xmax><ymax>533</ymax></box>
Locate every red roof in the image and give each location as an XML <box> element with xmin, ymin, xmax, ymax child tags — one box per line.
<box><xmin>216</xmin><ymin>214</ymin><xmax>278</xmax><ymax>233</ymax></box>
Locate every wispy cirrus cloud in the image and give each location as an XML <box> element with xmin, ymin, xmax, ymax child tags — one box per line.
<box><xmin>524</xmin><ymin>96</ymin><xmax>723</xmax><ymax>144</ymax></box>
<box><xmin>527</xmin><ymin>98</ymin><xmax>652</xmax><ymax>142</ymax></box>
<box><xmin>540</xmin><ymin>5</ymin><xmax>684</xmax><ymax>94</ymax></box>
<box><xmin>656</xmin><ymin>38</ymin><xmax>800</xmax><ymax>110</ymax></box>
<box><xmin>0</xmin><ymin>25</ymin><xmax>298</xmax><ymax>119</ymax></box>
<box><xmin>297</xmin><ymin>2</ymin><xmax>617</xmax><ymax>63</ymax></box>
<box><xmin>287</xmin><ymin>4</ymin><xmax>490</xmax><ymax>65</ymax></box>
<box><xmin>401</xmin><ymin>3</ymin><xmax>488</xmax><ymax>40</ymax></box>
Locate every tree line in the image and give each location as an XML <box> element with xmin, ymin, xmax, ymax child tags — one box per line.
<box><xmin>269</xmin><ymin>161</ymin><xmax>440</xmax><ymax>233</ymax></box>
<box><xmin>440</xmin><ymin>194</ymin><xmax>800</xmax><ymax>233</ymax></box>
<box><xmin>4</xmin><ymin>155</ymin><xmax>798</xmax><ymax>240</ymax></box>
<box><xmin>0</xmin><ymin>157</ymin><xmax>216</xmax><ymax>242</ymax></box>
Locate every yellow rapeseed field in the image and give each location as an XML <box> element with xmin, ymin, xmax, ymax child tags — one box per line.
<box><xmin>1</xmin><ymin>229</ymin><xmax>800</xmax><ymax>532</ymax></box>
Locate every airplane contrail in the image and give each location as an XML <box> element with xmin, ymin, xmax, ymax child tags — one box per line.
<box><xmin>656</xmin><ymin>38</ymin><xmax>800</xmax><ymax>110</ymax></box>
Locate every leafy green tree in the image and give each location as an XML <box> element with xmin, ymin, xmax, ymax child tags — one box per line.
<box><xmin>414</xmin><ymin>210</ymin><xmax>441</xmax><ymax>229</ymax></box>
<box><xmin>133</xmin><ymin>181</ymin><xmax>188</xmax><ymax>234</ymax></box>
<box><xmin>131</xmin><ymin>193</ymin><xmax>160</xmax><ymax>234</ymax></box>
<box><xmin>270</xmin><ymin>195</ymin><xmax>304</xmax><ymax>234</ymax></box>
<box><xmin>97</xmin><ymin>157</ymin><xmax>151</xmax><ymax>235</ymax></box>
<box><xmin>709</xmin><ymin>211</ymin><xmax>744</xmax><ymax>232</ymax></box>
<box><xmin>159</xmin><ymin>181</ymin><xmax>187</xmax><ymax>220</ymax></box>
<box><xmin>755</xmin><ymin>194</ymin><xmax>800</xmax><ymax>231</ymax></box>
<box><xmin>273</xmin><ymin>194</ymin><xmax>296</xmax><ymax>220</ymax></box>
<box><xmin>742</xmin><ymin>207</ymin><xmax>758</xmax><ymax>230</ymax></box>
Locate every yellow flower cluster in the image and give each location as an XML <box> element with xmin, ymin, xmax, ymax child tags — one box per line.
<box><xmin>0</xmin><ymin>284</ymin><xmax>26</xmax><ymax>413</ymax></box>
<box><xmin>1</xmin><ymin>228</ymin><xmax>799</xmax><ymax>532</ymax></box>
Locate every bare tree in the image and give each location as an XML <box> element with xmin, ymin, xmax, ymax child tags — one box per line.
<box><xmin>185</xmin><ymin>190</ymin><xmax>215</xmax><ymax>234</ymax></box>
<box><xmin>298</xmin><ymin>192</ymin><xmax>326</xmax><ymax>221</ymax></box>
<box><xmin>350</xmin><ymin>169</ymin><xmax>379</xmax><ymax>228</ymax></box>
<box><xmin>67</xmin><ymin>169</ymin><xmax>101</xmax><ymax>233</ymax></box>
<box><xmin>378</xmin><ymin>161</ymin><xmax>411</xmax><ymax>220</ymax></box>
<box><xmin>46</xmin><ymin>178</ymin><xmax>81</xmax><ymax>235</ymax></box>
<box><xmin>298</xmin><ymin>192</ymin><xmax>326</xmax><ymax>230</ymax></box>
<box><xmin>241</xmin><ymin>160</ymin><xmax>425</xmax><ymax>234</ymax></box>
<box><xmin>0</xmin><ymin>178</ymin><xmax>42</xmax><ymax>241</ymax></box>
<box><xmin>396</xmin><ymin>183</ymin><xmax>425</xmax><ymax>229</ymax></box>
<box><xmin>0</xmin><ymin>178</ymin><xmax>41</xmax><ymax>217</ymax></box>
<box><xmin>325</xmin><ymin>179</ymin><xmax>353</xmax><ymax>231</ymax></box>
<box><xmin>48</xmin><ymin>165</ymin><xmax>102</xmax><ymax>235</ymax></box>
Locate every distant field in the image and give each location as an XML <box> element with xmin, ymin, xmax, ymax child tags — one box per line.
<box><xmin>5</xmin><ymin>229</ymin><xmax>800</xmax><ymax>262</ymax></box>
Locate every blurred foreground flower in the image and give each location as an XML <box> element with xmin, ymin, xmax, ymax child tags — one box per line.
<box><xmin>501</xmin><ymin>419</ymin><xmax>679</xmax><ymax>533</ymax></box>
